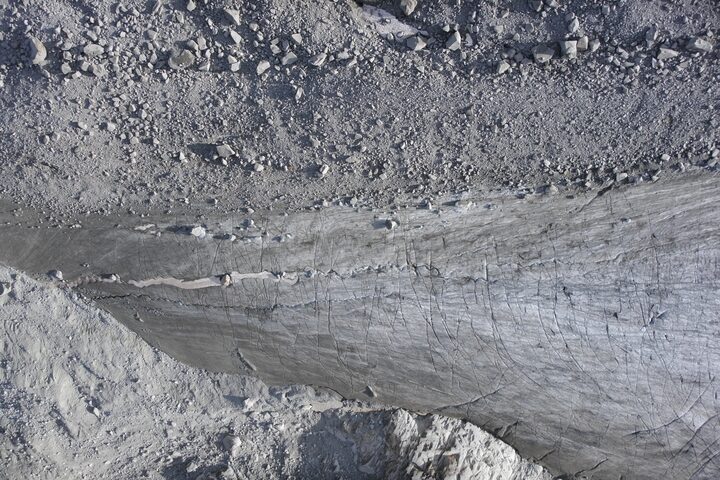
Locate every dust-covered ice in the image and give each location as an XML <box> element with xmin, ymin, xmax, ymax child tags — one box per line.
<box><xmin>0</xmin><ymin>265</ymin><xmax>550</xmax><ymax>480</ymax></box>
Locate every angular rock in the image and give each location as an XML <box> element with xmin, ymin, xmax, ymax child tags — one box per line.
<box><xmin>657</xmin><ymin>47</ymin><xmax>679</xmax><ymax>61</ymax></box>
<box><xmin>559</xmin><ymin>40</ymin><xmax>578</xmax><ymax>59</ymax></box>
<box><xmin>308</xmin><ymin>53</ymin><xmax>327</xmax><ymax>67</ymax></box>
<box><xmin>496</xmin><ymin>60</ymin><xmax>511</xmax><ymax>74</ymax></box>
<box><xmin>400</xmin><ymin>0</ymin><xmax>418</xmax><ymax>16</ymax></box>
<box><xmin>686</xmin><ymin>37</ymin><xmax>713</xmax><ymax>53</ymax></box>
<box><xmin>406</xmin><ymin>36</ymin><xmax>426</xmax><ymax>51</ymax></box>
<box><xmin>567</xmin><ymin>18</ymin><xmax>580</xmax><ymax>34</ymax></box>
<box><xmin>216</xmin><ymin>144</ymin><xmax>236</xmax><ymax>158</ymax></box>
<box><xmin>27</xmin><ymin>35</ymin><xmax>47</xmax><ymax>65</ymax></box>
<box><xmin>576</xmin><ymin>36</ymin><xmax>589</xmax><ymax>51</ymax></box>
<box><xmin>281</xmin><ymin>52</ymin><xmax>298</xmax><ymax>66</ymax></box>
<box><xmin>256</xmin><ymin>60</ymin><xmax>271</xmax><ymax>75</ymax></box>
<box><xmin>224</xmin><ymin>8</ymin><xmax>241</xmax><ymax>25</ymax></box>
<box><xmin>446</xmin><ymin>31</ymin><xmax>462</xmax><ymax>51</ymax></box>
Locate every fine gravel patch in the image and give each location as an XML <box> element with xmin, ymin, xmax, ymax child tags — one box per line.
<box><xmin>0</xmin><ymin>265</ymin><xmax>551</xmax><ymax>480</ymax></box>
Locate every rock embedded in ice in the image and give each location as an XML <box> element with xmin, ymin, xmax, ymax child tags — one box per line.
<box><xmin>532</xmin><ymin>45</ymin><xmax>555</xmax><ymax>63</ymax></box>
<box><xmin>168</xmin><ymin>49</ymin><xmax>195</xmax><ymax>69</ymax></box>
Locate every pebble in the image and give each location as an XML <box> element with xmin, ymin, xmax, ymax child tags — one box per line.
<box><xmin>532</xmin><ymin>45</ymin><xmax>554</xmax><ymax>63</ymax></box>
<box><xmin>290</xmin><ymin>33</ymin><xmax>303</xmax><ymax>45</ymax></box>
<box><xmin>186</xmin><ymin>0</ymin><xmax>196</xmax><ymax>11</ymax></box>
<box><xmin>0</xmin><ymin>282</ymin><xmax>10</xmax><ymax>297</ymax></box>
<box><xmin>190</xmin><ymin>226</ymin><xmax>206</xmax><ymax>238</ymax></box>
<box><xmin>686</xmin><ymin>37</ymin><xmax>713</xmax><ymax>53</ymax></box>
<box><xmin>229</xmin><ymin>29</ymin><xmax>242</xmax><ymax>44</ymax></box>
<box><xmin>216</xmin><ymin>144</ymin><xmax>236</xmax><ymax>158</ymax></box>
<box><xmin>224</xmin><ymin>8</ymin><xmax>241</xmax><ymax>26</ymax></box>
<box><xmin>446</xmin><ymin>31</ymin><xmax>462</xmax><ymax>51</ymax></box>
<box><xmin>168</xmin><ymin>49</ymin><xmax>195</xmax><ymax>69</ymax></box>
<box><xmin>657</xmin><ymin>47</ymin><xmax>679</xmax><ymax>60</ymax></box>
<box><xmin>27</xmin><ymin>35</ymin><xmax>47</xmax><ymax>65</ymax></box>
<box><xmin>256</xmin><ymin>60</ymin><xmax>271</xmax><ymax>75</ymax></box>
<box><xmin>400</xmin><ymin>0</ymin><xmax>418</xmax><ymax>16</ymax></box>
<box><xmin>308</xmin><ymin>53</ymin><xmax>327</xmax><ymax>67</ymax></box>
<box><xmin>406</xmin><ymin>36</ymin><xmax>426</xmax><ymax>51</ymax></box>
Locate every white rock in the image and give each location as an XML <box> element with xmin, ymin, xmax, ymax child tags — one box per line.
<box><xmin>224</xmin><ymin>8</ymin><xmax>241</xmax><ymax>25</ymax></box>
<box><xmin>27</xmin><ymin>35</ymin><xmax>47</xmax><ymax>65</ymax></box>
<box><xmin>83</xmin><ymin>43</ymin><xmax>104</xmax><ymax>58</ymax></box>
<box><xmin>229</xmin><ymin>29</ymin><xmax>242</xmax><ymax>44</ymax></box>
<box><xmin>400</xmin><ymin>0</ymin><xmax>418</xmax><ymax>16</ymax></box>
<box><xmin>186</xmin><ymin>0</ymin><xmax>196</xmax><ymax>11</ymax></box>
<box><xmin>567</xmin><ymin>18</ymin><xmax>580</xmax><ymax>34</ymax></box>
<box><xmin>308</xmin><ymin>53</ymin><xmax>327</xmax><ymax>67</ymax></box>
<box><xmin>256</xmin><ymin>60</ymin><xmax>271</xmax><ymax>74</ymax></box>
<box><xmin>576</xmin><ymin>36</ymin><xmax>589</xmax><ymax>51</ymax></box>
<box><xmin>496</xmin><ymin>60</ymin><xmax>510</xmax><ymax>74</ymax></box>
<box><xmin>686</xmin><ymin>37</ymin><xmax>713</xmax><ymax>53</ymax></box>
<box><xmin>657</xmin><ymin>47</ymin><xmax>679</xmax><ymax>60</ymax></box>
<box><xmin>281</xmin><ymin>52</ymin><xmax>298</xmax><ymax>66</ymax></box>
<box><xmin>216</xmin><ymin>144</ymin><xmax>236</xmax><ymax>158</ymax></box>
<box><xmin>190</xmin><ymin>226</ymin><xmax>206</xmax><ymax>238</ymax></box>
<box><xmin>446</xmin><ymin>31</ymin><xmax>462</xmax><ymax>51</ymax></box>
<box><xmin>559</xmin><ymin>40</ymin><xmax>578</xmax><ymax>59</ymax></box>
